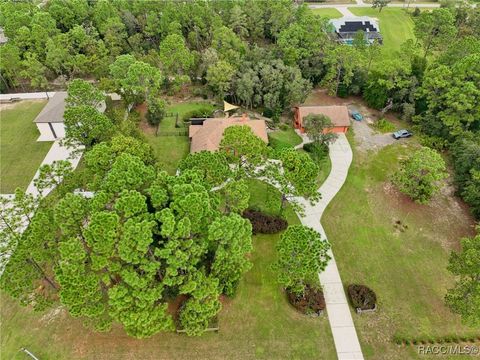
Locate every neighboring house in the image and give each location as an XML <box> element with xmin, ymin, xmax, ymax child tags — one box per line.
<box><xmin>294</xmin><ymin>105</ymin><xmax>350</xmax><ymax>134</ymax></box>
<box><xmin>189</xmin><ymin>115</ymin><xmax>268</xmax><ymax>153</ymax></box>
<box><xmin>330</xmin><ymin>17</ymin><xmax>382</xmax><ymax>45</ymax></box>
<box><xmin>34</xmin><ymin>92</ymin><xmax>106</xmax><ymax>141</ymax></box>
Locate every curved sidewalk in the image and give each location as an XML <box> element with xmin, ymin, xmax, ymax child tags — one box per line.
<box><xmin>299</xmin><ymin>134</ymin><xmax>364</xmax><ymax>360</ymax></box>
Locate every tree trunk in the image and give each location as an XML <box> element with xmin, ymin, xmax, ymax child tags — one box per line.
<box><xmin>27</xmin><ymin>258</ymin><xmax>58</xmax><ymax>290</ymax></box>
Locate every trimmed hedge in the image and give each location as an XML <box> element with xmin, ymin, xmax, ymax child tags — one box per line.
<box><xmin>347</xmin><ymin>284</ymin><xmax>377</xmax><ymax>310</ymax></box>
<box><xmin>242</xmin><ymin>209</ymin><xmax>288</xmax><ymax>234</ymax></box>
<box><xmin>393</xmin><ymin>333</ymin><xmax>480</xmax><ymax>346</ymax></box>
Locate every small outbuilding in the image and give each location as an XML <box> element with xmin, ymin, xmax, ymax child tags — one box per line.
<box><xmin>34</xmin><ymin>92</ymin><xmax>68</xmax><ymax>141</ymax></box>
<box><xmin>34</xmin><ymin>92</ymin><xmax>106</xmax><ymax>141</ymax></box>
<box><xmin>294</xmin><ymin>105</ymin><xmax>350</xmax><ymax>134</ymax></box>
<box><xmin>189</xmin><ymin>115</ymin><xmax>268</xmax><ymax>153</ymax></box>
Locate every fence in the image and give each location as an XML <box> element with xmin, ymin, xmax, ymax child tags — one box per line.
<box><xmin>155</xmin><ymin>112</ymin><xmax>183</xmax><ymax>136</ymax></box>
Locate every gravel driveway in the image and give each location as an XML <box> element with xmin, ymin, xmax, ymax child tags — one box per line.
<box><xmin>351</xmin><ymin>119</ymin><xmax>398</xmax><ymax>152</ymax></box>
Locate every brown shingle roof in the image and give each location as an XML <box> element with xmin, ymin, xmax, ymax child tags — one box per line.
<box><xmin>297</xmin><ymin>105</ymin><xmax>350</xmax><ymax>127</ymax></box>
<box><xmin>189</xmin><ymin>116</ymin><xmax>268</xmax><ymax>153</ymax></box>
<box><xmin>33</xmin><ymin>92</ymin><xmax>68</xmax><ymax>123</ymax></box>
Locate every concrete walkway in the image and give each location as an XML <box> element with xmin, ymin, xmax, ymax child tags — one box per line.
<box><xmin>298</xmin><ymin>134</ymin><xmax>364</xmax><ymax>360</ymax></box>
<box><xmin>25</xmin><ymin>141</ymin><xmax>83</xmax><ymax>197</ymax></box>
<box><xmin>337</xmin><ymin>7</ymin><xmax>355</xmax><ymax>17</ymax></box>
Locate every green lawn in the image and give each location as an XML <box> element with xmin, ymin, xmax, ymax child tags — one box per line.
<box><xmin>349</xmin><ymin>8</ymin><xmax>416</xmax><ymax>53</ymax></box>
<box><xmin>1</xmin><ymin>179</ymin><xmax>336</xmax><ymax>360</ymax></box>
<box><xmin>311</xmin><ymin>8</ymin><xmax>344</xmax><ymax>19</ymax></box>
<box><xmin>143</xmin><ymin>102</ymin><xmax>216</xmax><ymax>174</ymax></box>
<box><xmin>0</xmin><ymin>101</ymin><xmax>52</xmax><ymax>193</ymax></box>
<box><xmin>268</xmin><ymin>128</ymin><xmax>303</xmax><ymax>150</ymax></box>
<box><xmin>322</xmin><ymin>134</ymin><xmax>478</xmax><ymax>359</ymax></box>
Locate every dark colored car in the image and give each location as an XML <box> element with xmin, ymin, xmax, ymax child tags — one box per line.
<box><xmin>351</xmin><ymin>110</ymin><xmax>363</xmax><ymax>121</ymax></box>
<box><xmin>392</xmin><ymin>129</ymin><xmax>413</xmax><ymax>139</ymax></box>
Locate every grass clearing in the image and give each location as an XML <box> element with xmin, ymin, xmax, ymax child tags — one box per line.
<box><xmin>141</xmin><ymin>101</ymin><xmax>216</xmax><ymax>174</ymax></box>
<box><xmin>268</xmin><ymin>128</ymin><xmax>303</xmax><ymax>150</ymax></box>
<box><xmin>311</xmin><ymin>8</ymin><xmax>344</xmax><ymax>18</ymax></box>
<box><xmin>348</xmin><ymin>8</ymin><xmax>416</xmax><ymax>53</ymax></box>
<box><xmin>1</xmin><ymin>179</ymin><xmax>336</xmax><ymax>360</ymax></box>
<box><xmin>322</xmin><ymin>133</ymin><xmax>478</xmax><ymax>359</ymax></box>
<box><xmin>0</xmin><ymin>101</ymin><xmax>52</xmax><ymax>193</ymax></box>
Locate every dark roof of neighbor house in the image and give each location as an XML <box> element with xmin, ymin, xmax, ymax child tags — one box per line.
<box><xmin>33</xmin><ymin>92</ymin><xmax>68</xmax><ymax>123</ymax></box>
<box><xmin>330</xmin><ymin>17</ymin><xmax>380</xmax><ymax>34</ymax></box>
<box><xmin>296</xmin><ymin>105</ymin><xmax>350</xmax><ymax>127</ymax></box>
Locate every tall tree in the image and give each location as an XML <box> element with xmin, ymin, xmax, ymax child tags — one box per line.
<box><xmin>371</xmin><ymin>0</ymin><xmax>391</xmax><ymax>12</ymax></box>
<box><xmin>392</xmin><ymin>147</ymin><xmax>447</xmax><ymax>204</ymax></box>
<box><xmin>206</xmin><ymin>60</ymin><xmax>236</xmax><ymax>101</ymax></box>
<box><xmin>220</xmin><ymin>125</ymin><xmax>269</xmax><ymax>177</ymax></box>
<box><xmin>274</xmin><ymin>225</ymin><xmax>331</xmax><ymax>296</ymax></box>
<box><xmin>263</xmin><ymin>148</ymin><xmax>321</xmax><ymax>215</ymax></box>
<box><xmin>66</xmin><ymin>79</ymin><xmax>105</xmax><ymax>108</ymax></box>
<box><xmin>109</xmin><ymin>55</ymin><xmax>163</xmax><ymax>107</ymax></box>
<box><xmin>63</xmin><ymin>105</ymin><xmax>114</xmax><ymax>148</ymax></box>
<box><xmin>303</xmin><ymin>114</ymin><xmax>338</xmax><ymax>146</ymax></box>
<box><xmin>322</xmin><ymin>46</ymin><xmax>358</xmax><ymax>96</ymax></box>
<box><xmin>414</xmin><ymin>8</ymin><xmax>457</xmax><ymax>58</ymax></box>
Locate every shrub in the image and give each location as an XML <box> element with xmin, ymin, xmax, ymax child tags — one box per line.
<box><xmin>392</xmin><ymin>147</ymin><xmax>447</xmax><ymax>204</ymax></box>
<box><xmin>286</xmin><ymin>284</ymin><xmax>326</xmax><ymax>315</ymax></box>
<box><xmin>182</xmin><ymin>106</ymin><xmax>215</xmax><ymax>122</ymax></box>
<box><xmin>242</xmin><ymin>209</ymin><xmax>288</xmax><ymax>234</ymax></box>
<box><xmin>303</xmin><ymin>142</ymin><xmax>329</xmax><ymax>162</ymax></box>
<box><xmin>373</xmin><ymin>118</ymin><xmax>396</xmax><ymax>133</ymax></box>
<box><xmin>347</xmin><ymin>284</ymin><xmax>377</xmax><ymax>310</ymax></box>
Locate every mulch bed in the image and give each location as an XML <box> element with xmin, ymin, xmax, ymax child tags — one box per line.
<box><xmin>286</xmin><ymin>285</ymin><xmax>326</xmax><ymax>315</ymax></box>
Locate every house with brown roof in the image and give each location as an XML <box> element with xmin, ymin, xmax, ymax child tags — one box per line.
<box><xmin>189</xmin><ymin>115</ymin><xmax>268</xmax><ymax>153</ymax></box>
<box><xmin>294</xmin><ymin>105</ymin><xmax>350</xmax><ymax>134</ymax></box>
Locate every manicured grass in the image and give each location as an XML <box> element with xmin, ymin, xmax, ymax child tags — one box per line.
<box><xmin>311</xmin><ymin>8</ymin><xmax>344</xmax><ymax>19</ymax></box>
<box><xmin>1</xmin><ymin>179</ymin><xmax>336</xmax><ymax>360</ymax></box>
<box><xmin>268</xmin><ymin>128</ymin><xmax>303</xmax><ymax>150</ymax></box>
<box><xmin>0</xmin><ymin>101</ymin><xmax>52</xmax><ymax>193</ymax></box>
<box><xmin>322</xmin><ymin>134</ymin><xmax>478</xmax><ymax>359</ymax></box>
<box><xmin>142</xmin><ymin>102</ymin><xmax>216</xmax><ymax>174</ymax></box>
<box><xmin>348</xmin><ymin>8</ymin><xmax>416</xmax><ymax>53</ymax></box>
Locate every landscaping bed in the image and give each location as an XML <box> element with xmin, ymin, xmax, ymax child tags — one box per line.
<box><xmin>242</xmin><ymin>209</ymin><xmax>288</xmax><ymax>234</ymax></box>
<box><xmin>287</xmin><ymin>285</ymin><xmax>326</xmax><ymax>316</ymax></box>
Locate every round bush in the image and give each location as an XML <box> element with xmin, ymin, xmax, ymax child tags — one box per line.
<box><xmin>347</xmin><ymin>284</ymin><xmax>377</xmax><ymax>310</ymax></box>
<box><xmin>242</xmin><ymin>209</ymin><xmax>288</xmax><ymax>234</ymax></box>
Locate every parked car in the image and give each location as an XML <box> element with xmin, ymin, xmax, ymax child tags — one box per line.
<box><xmin>350</xmin><ymin>110</ymin><xmax>363</xmax><ymax>121</ymax></box>
<box><xmin>392</xmin><ymin>129</ymin><xmax>413</xmax><ymax>139</ymax></box>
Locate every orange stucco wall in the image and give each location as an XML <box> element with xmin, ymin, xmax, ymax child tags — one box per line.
<box><xmin>293</xmin><ymin>107</ymin><xmax>348</xmax><ymax>134</ymax></box>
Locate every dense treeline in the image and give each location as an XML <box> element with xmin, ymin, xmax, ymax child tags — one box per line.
<box><xmin>0</xmin><ymin>0</ymin><xmax>329</xmax><ymax>115</ymax></box>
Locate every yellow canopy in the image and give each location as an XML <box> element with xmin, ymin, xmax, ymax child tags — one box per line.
<box><xmin>223</xmin><ymin>101</ymin><xmax>239</xmax><ymax>112</ymax></box>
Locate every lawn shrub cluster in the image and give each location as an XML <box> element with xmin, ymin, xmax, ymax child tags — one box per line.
<box><xmin>373</xmin><ymin>118</ymin><xmax>396</xmax><ymax>133</ymax></box>
<box><xmin>303</xmin><ymin>142</ymin><xmax>329</xmax><ymax>162</ymax></box>
<box><xmin>347</xmin><ymin>284</ymin><xmax>377</xmax><ymax>310</ymax></box>
<box><xmin>393</xmin><ymin>333</ymin><xmax>480</xmax><ymax>346</ymax></box>
<box><xmin>242</xmin><ymin>209</ymin><xmax>288</xmax><ymax>234</ymax></box>
<box><xmin>287</xmin><ymin>285</ymin><xmax>326</xmax><ymax>316</ymax></box>
<box><xmin>182</xmin><ymin>106</ymin><xmax>215</xmax><ymax>122</ymax></box>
